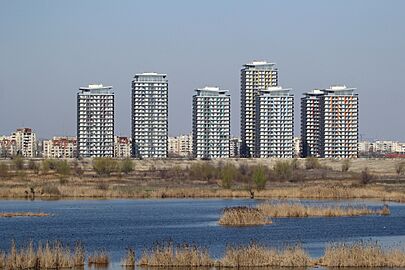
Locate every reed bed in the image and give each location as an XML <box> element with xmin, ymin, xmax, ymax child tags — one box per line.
<box><xmin>120</xmin><ymin>248</ymin><xmax>135</xmax><ymax>266</ymax></box>
<box><xmin>218</xmin><ymin>206</ymin><xmax>271</xmax><ymax>226</ymax></box>
<box><xmin>138</xmin><ymin>242</ymin><xmax>214</xmax><ymax>267</ymax></box>
<box><xmin>321</xmin><ymin>241</ymin><xmax>405</xmax><ymax>267</ymax></box>
<box><xmin>0</xmin><ymin>241</ymin><xmax>85</xmax><ymax>270</ymax></box>
<box><xmin>257</xmin><ymin>202</ymin><xmax>390</xmax><ymax>217</ymax></box>
<box><xmin>88</xmin><ymin>250</ymin><xmax>109</xmax><ymax>266</ymax></box>
<box><xmin>0</xmin><ymin>212</ymin><xmax>49</xmax><ymax>218</ymax></box>
<box><xmin>220</xmin><ymin>243</ymin><xmax>313</xmax><ymax>267</ymax></box>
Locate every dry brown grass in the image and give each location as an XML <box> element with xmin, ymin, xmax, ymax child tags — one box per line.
<box><xmin>121</xmin><ymin>248</ymin><xmax>135</xmax><ymax>266</ymax></box>
<box><xmin>1</xmin><ymin>240</ymin><xmax>85</xmax><ymax>270</ymax></box>
<box><xmin>0</xmin><ymin>212</ymin><xmax>49</xmax><ymax>218</ymax></box>
<box><xmin>257</xmin><ymin>202</ymin><xmax>389</xmax><ymax>218</ymax></box>
<box><xmin>138</xmin><ymin>242</ymin><xmax>214</xmax><ymax>267</ymax></box>
<box><xmin>220</xmin><ymin>243</ymin><xmax>313</xmax><ymax>267</ymax></box>
<box><xmin>88</xmin><ymin>250</ymin><xmax>109</xmax><ymax>266</ymax></box>
<box><xmin>320</xmin><ymin>241</ymin><xmax>405</xmax><ymax>267</ymax></box>
<box><xmin>218</xmin><ymin>207</ymin><xmax>271</xmax><ymax>226</ymax></box>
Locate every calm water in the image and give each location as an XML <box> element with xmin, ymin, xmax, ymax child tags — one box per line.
<box><xmin>1</xmin><ymin>198</ymin><xmax>405</xmax><ymax>266</ymax></box>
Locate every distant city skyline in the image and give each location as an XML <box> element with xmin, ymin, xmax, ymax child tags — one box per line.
<box><xmin>1</xmin><ymin>1</ymin><xmax>405</xmax><ymax>140</ymax></box>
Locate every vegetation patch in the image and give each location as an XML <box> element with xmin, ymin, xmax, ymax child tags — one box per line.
<box><xmin>0</xmin><ymin>212</ymin><xmax>49</xmax><ymax>218</ymax></box>
<box><xmin>257</xmin><ymin>202</ymin><xmax>390</xmax><ymax>218</ymax></box>
<box><xmin>218</xmin><ymin>206</ymin><xmax>270</xmax><ymax>226</ymax></box>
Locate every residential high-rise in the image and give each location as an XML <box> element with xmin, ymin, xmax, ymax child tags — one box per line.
<box><xmin>229</xmin><ymin>137</ymin><xmax>241</xmax><ymax>158</ymax></box>
<box><xmin>301</xmin><ymin>89</ymin><xmax>324</xmax><ymax>157</ymax></box>
<box><xmin>255</xmin><ymin>86</ymin><xmax>294</xmax><ymax>158</ymax></box>
<box><xmin>77</xmin><ymin>84</ymin><xmax>114</xmax><ymax>157</ymax></box>
<box><xmin>320</xmin><ymin>85</ymin><xmax>359</xmax><ymax>158</ymax></box>
<box><xmin>132</xmin><ymin>73</ymin><xmax>168</xmax><ymax>159</ymax></box>
<box><xmin>11</xmin><ymin>128</ymin><xmax>37</xmax><ymax>157</ymax></box>
<box><xmin>241</xmin><ymin>61</ymin><xmax>278</xmax><ymax>157</ymax></box>
<box><xmin>192</xmin><ymin>86</ymin><xmax>230</xmax><ymax>159</ymax></box>
<box><xmin>301</xmin><ymin>85</ymin><xmax>359</xmax><ymax>159</ymax></box>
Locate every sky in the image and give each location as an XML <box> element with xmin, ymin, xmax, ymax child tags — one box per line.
<box><xmin>1</xmin><ymin>0</ymin><xmax>405</xmax><ymax>140</ymax></box>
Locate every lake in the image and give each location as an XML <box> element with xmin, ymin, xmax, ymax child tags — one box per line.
<box><xmin>1</xmin><ymin>198</ymin><xmax>405</xmax><ymax>268</ymax></box>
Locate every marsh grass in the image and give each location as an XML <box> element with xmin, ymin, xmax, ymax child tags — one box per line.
<box><xmin>88</xmin><ymin>250</ymin><xmax>109</xmax><ymax>266</ymax></box>
<box><xmin>121</xmin><ymin>248</ymin><xmax>135</xmax><ymax>266</ymax></box>
<box><xmin>138</xmin><ymin>242</ymin><xmax>214</xmax><ymax>267</ymax></box>
<box><xmin>321</xmin><ymin>241</ymin><xmax>405</xmax><ymax>267</ymax></box>
<box><xmin>2</xmin><ymin>240</ymin><xmax>85</xmax><ymax>270</ymax></box>
<box><xmin>0</xmin><ymin>212</ymin><xmax>49</xmax><ymax>218</ymax></box>
<box><xmin>257</xmin><ymin>202</ymin><xmax>389</xmax><ymax>218</ymax></box>
<box><xmin>220</xmin><ymin>243</ymin><xmax>313</xmax><ymax>267</ymax></box>
<box><xmin>218</xmin><ymin>207</ymin><xmax>271</xmax><ymax>226</ymax></box>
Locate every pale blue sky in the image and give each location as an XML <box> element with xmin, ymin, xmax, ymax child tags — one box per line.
<box><xmin>1</xmin><ymin>0</ymin><xmax>404</xmax><ymax>140</ymax></box>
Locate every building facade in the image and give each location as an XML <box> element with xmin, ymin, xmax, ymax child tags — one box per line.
<box><xmin>43</xmin><ymin>137</ymin><xmax>77</xmax><ymax>158</ymax></box>
<box><xmin>168</xmin><ymin>134</ymin><xmax>192</xmax><ymax>157</ymax></box>
<box><xmin>255</xmin><ymin>86</ymin><xmax>294</xmax><ymax>158</ymax></box>
<box><xmin>132</xmin><ymin>73</ymin><xmax>168</xmax><ymax>159</ymax></box>
<box><xmin>319</xmin><ymin>85</ymin><xmax>359</xmax><ymax>158</ymax></box>
<box><xmin>0</xmin><ymin>136</ymin><xmax>17</xmax><ymax>158</ymax></box>
<box><xmin>229</xmin><ymin>137</ymin><xmax>241</xmax><ymax>158</ymax></box>
<box><xmin>241</xmin><ymin>61</ymin><xmax>278</xmax><ymax>157</ymax></box>
<box><xmin>12</xmin><ymin>128</ymin><xmax>37</xmax><ymax>157</ymax></box>
<box><xmin>77</xmin><ymin>84</ymin><xmax>114</xmax><ymax>157</ymax></box>
<box><xmin>114</xmin><ymin>136</ymin><xmax>131</xmax><ymax>158</ymax></box>
<box><xmin>192</xmin><ymin>86</ymin><xmax>230</xmax><ymax>159</ymax></box>
<box><xmin>301</xmin><ymin>89</ymin><xmax>324</xmax><ymax>157</ymax></box>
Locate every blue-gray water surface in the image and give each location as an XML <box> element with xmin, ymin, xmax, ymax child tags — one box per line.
<box><xmin>1</xmin><ymin>198</ymin><xmax>405</xmax><ymax>267</ymax></box>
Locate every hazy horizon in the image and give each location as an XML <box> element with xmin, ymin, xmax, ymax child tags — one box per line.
<box><xmin>1</xmin><ymin>0</ymin><xmax>404</xmax><ymax>141</ymax></box>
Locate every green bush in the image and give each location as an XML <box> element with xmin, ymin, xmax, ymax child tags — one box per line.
<box><xmin>0</xmin><ymin>163</ymin><xmax>9</xmax><ymax>178</ymax></box>
<box><xmin>220</xmin><ymin>163</ymin><xmax>237</xmax><ymax>189</ymax></box>
<box><xmin>341</xmin><ymin>159</ymin><xmax>351</xmax><ymax>172</ymax></box>
<box><xmin>55</xmin><ymin>160</ymin><xmax>71</xmax><ymax>176</ymax></box>
<box><xmin>93</xmin><ymin>158</ymin><xmax>118</xmax><ymax>177</ymax></box>
<box><xmin>12</xmin><ymin>156</ymin><xmax>24</xmax><ymax>170</ymax></box>
<box><xmin>253</xmin><ymin>165</ymin><xmax>268</xmax><ymax>191</ymax></box>
<box><xmin>273</xmin><ymin>160</ymin><xmax>293</xmax><ymax>181</ymax></box>
<box><xmin>120</xmin><ymin>158</ymin><xmax>134</xmax><ymax>174</ymax></box>
<box><xmin>188</xmin><ymin>162</ymin><xmax>217</xmax><ymax>181</ymax></box>
<box><xmin>305</xmin><ymin>157</ymin><xmax>321</xmax><ymax>170</ymax></box>
<box><xmin>360</xmin><ymin>167</ymin><xmax>373</xmax><ymax>185</ymax></box>
<box><xmin>41</xmin><ymin>159</ymin><xmax>53</xmax><ymax>174</ymax></box>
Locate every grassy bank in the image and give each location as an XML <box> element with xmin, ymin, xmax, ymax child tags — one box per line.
<box><xmin>3</xmin><ymin>240</ymin><xmax>405</xmax><ymax>268</ymax></box>
<box><xmin>1</xmin><ymin>158</ymin><xmax>405</xmax><ymax>202</ymax></box>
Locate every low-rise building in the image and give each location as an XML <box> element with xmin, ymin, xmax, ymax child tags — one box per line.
<box><xmin>0</xmin><ymin>136</ymin><xmax>17</xmax><ymax>158</ymax></box>
<box><xmin>168</xmin><ymin>134</ymin><xmax>192</xmax><ymax>158</ymax></box>
<box><xmin>114</xmin><ymin>136</ymin><xmax>132</xmax><ymax>158</ymax></box>
<box><xmin>42</xmin><ymin>137</ymin><xmax>77</xmax><ymax>158</ymax></box>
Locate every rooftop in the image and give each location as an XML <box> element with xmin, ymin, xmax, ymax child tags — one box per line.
<box><xmin>195</xmin><ymin>86</ymin><xmax>229</xmax><ymax>96</ymax></box>
<box><xmin>243</xmin><ymin>60</ymin><xmax>276</xmax><ymax>68</ymax></box>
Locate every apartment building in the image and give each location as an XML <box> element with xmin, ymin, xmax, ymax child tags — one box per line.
<box><xmin>43</xmin><ymin>137</ymin><xmax>77</xmax><ymax>158</ymax></box>
<box><xmin>132</xmin><ymin>73</ymin><xmax>168</xmax><ymax>159</ymax></box>
<box><xmin>230</xmin><ymin>137</ymin><xmax>241</xmax><ymax>158</ymax></box>
<box><xmin>10</xmin><ymin>128</ymin><xmax>37</xmax><ymax>157</ymax></box>
<box><xmin>192</xmin><ymin>86</ymin><xmax>230</xmax><ymax>159</ymax></box>
<box><xmin>0</xmin><ymin>135</ymin><xmax>17</xmax><ymax>158</ymax></box>
<box><xmin>320</xmin><ymin>85</ymin><xmax>359</xmax><ymax>158</ymax></box>
<box><xmin>114</xmin><ymin>136</ymin><xmax>131</xmax><ymax>158</ymax></box>
<box><xmin>301</xmin><ymin>89</ymin><xmax>324</xmax><ymax>157</ymax></box>
<box><xmin>241</xmin><ymin>61</ymin><xmax>278</xmax><ymax>157</ymax></box>
<box><xmin>255</xmin><ymin>86</ymin><xmax>294</xmax><ymax>158</ymax></box>
<box><xmin>293</xmin><ymin>136</ymin><xmax>301</xmax><ymax>158</ymax></box>
<box><xmin>77</xmin><ymin>84</ymin><xmax>114</xmax><ymax>157</ymax></box>
<box><xmin>168</xmin><ymin>134</ymin><xmax>192</xmax><ymax>157</ymax></box>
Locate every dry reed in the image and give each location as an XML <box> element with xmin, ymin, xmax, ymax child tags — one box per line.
<box><xmin>121</xmin><ymin>248</ymin><xmax>135</xmax><ymax>266</ymax></box>
<box><xmin>138</xmin><ymin>242</ymin><xmax>214</xmax><ymax>267</ymax></box>
<box><xmin>220</xmin><ymin>243</ymin><xmax>313</xmax><ymax>267</ymax></box>
<box><xmin>219</xmin><ymin>207</ymin><xmax>271</xmax><ymax>226</ymax></box>
<box><xmin>2</xmin><ymin>240</ymin><xmax>85</xmax><ymax>270</ymax></box>
<box><xmin>0</xmin><ymin>212</ymin><xmax>49</xmax><ymax>218</ymax></box>
<box><xmin>257</xmin><ymin>202</ymin><xmax>389</xmax><ymax>218</ymax></box>
<box><xmin>88</xmin><ymin>250</ymin><xmax>109</xmax><ymax>266</ymax></box>
<box><xmin>321</xmin><ymin>241</ymin><xmax>405</xmax><ymax>267</ymax></box>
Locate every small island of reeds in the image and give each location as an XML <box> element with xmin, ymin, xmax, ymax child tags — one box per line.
<box><xmin>0</xmin><ymin>212</ymin><xmax>49</xmax><ymax>218</ymax></box>
<box><xmin>218</xmin><ymin>206</ymin><xmax>271</xmax><ymax>226</ymax></box>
